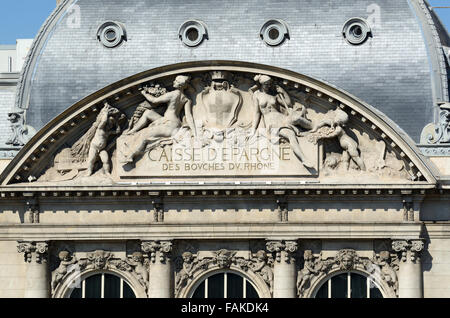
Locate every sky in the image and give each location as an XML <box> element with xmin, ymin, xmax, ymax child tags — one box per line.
<box><xmin>0</xmin><ymin>0</ymin><xmax>449</xmax><ymax>45</ymax></box>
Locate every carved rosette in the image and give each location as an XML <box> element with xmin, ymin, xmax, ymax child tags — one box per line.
<box><xmin>266</xmin><ymin>240</ymin><xmax>298</xmax><ymax>263</ymax></box>
<box><xmin>17</xmin><ymin>241</ymin><xmax>48</xmax><ymax>264</ymax></box>
<box><xmin>141</xmin><ymin>241</ymin><xmax>173</xmax><ymax>264</ymax></box>
<box><xmin>296</xmin><ymin>248</ymin><xmax>399</xmax><ymax>298</ymax></box>
<box><xmin>392</xmin><ymin>239</ymin><xmax>425</xmax><ymax>263</ymax></box>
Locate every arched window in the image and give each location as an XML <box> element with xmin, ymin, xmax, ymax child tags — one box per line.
<box><xmin>69</xmin><ymin>273</ymin><xmax>136</xmax><ymax>298</ymax></box>
<box><xmin>315</xmin><ymin>272</ymin><xmax>383</xmax><ymax>298</ymax></box>
<box><xmin>191</xmin><ymin>272</ymin><xmax>259</xmax><ymax>299</ymax></box>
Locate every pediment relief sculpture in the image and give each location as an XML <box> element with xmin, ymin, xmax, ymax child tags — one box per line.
<box><xmin>7</xmin><ymin>68</ymin><xmax>426</xmax><ymax>186</ymax></box>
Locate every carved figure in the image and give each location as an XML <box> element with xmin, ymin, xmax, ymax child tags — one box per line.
<box><xmin>51</xmin><ymin>251</ymin><xmax>77</xmax><ymax>292</ymax></box>
<box><xmin>250</xmin><ymin>250</ymin><xmax>274</xmax><ymax>293</ymax></box>
<box><xmin>213</xmin><ymin>249</ymin><xmax>236</xmax><ymax>268</ymax></box>
<box><xmin>125</xmin><ymin>252</ymin><xmax>149</xmax><ymax>289</ymax></box>
<box><xmin>375</xmin><ymin>251</ymin><xmax>398</xmax><ymax>292</ymax></box>
<box><xmin>120</xmin><ymin>75</ymin><xmax>194</xmax><ymax>163</ymax></box>
<box><xmin>84</xmin><ymin>250</ymin><xmax>112</xmax><ymax>270</ymax></box>
<box><xmin>6</xmin><ymin>111</ymin><xmax>36</xmax><ymax>146</ymax></box>
<box><xmin>248</xmin><ymin>74</ymin><xmax>313</xmax><ymax>168</ymax></box>
<box><xmin>175</xmin><ymin>252</ymin><xmax>197</xmax><ymax>293</ymax></box>
<box><xmin>309</xmin><ymin>109</ymin><xmax>366</xmax><ymax>171</ymax></box>
<box><xmin>71</xmin><ymin>102</ymin><xmax>125</xmax><ymax>176</ymax></box>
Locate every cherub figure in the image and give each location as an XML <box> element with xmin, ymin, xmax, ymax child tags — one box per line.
<box><xmin>297</xmin><ymin>250</ymin><xmax>319</xmax><ymax>296</ymax></box>
<box><xmin>175</xmin><ymin>252</ymin><xmax>197</xmax><ymax>293</ymax></box>
<box><xmin>250</xmin><ymin>250</ymin><xmax>274</xmax><ymax>293</ymax></box>
<box><xmin>309</xmin><ymin>109</ymin><xmax>366</xmax><ymax>171</ymax></box>
<box><xmin>71</xmin><ymin>102</ymin><xmax>125</xmax><ymax>176</ymax></box>
<box><xmin>51</xmin><ymin>251</ymin><xmax>78</xmax><ymax>292</ymax></box>
<box><xmin>377</xmin><ymin>251</ymin><xmax>398</xmax><ymax>292</ymax></box>
<box><xmin>126</xmin><ymin>252</ymin><xmax>149</xmax><ymax>289</ymax></box>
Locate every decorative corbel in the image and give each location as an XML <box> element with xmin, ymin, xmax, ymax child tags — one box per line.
<box><xmin>402</xmin><ymin>197</ymin><xmax>414</xmax><ymax>222</ymax></box>
<box><xmin>152</xmin><ymin>198</ymin><xmax>164</xmax><ymax>223</ymax></box>
<box><xmin>276</xmin><ymin>197</ymin><xmax>288</xmax><ymax>223</ymax></box>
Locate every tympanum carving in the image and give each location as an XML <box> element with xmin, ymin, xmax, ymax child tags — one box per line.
<box><xmin>31</xmin><ymin>70</ymin><xmax>414</xmax><ymax>184</ymax></box>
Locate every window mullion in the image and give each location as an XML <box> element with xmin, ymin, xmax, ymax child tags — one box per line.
<box><xmin>101</xmin><ymin>274</ymin><xmax>105</xmax><ymax>299</ymax></box>
<box><xmin>205</xmin><ymin>278</ymin><xmax>208</xmax><ymax>298</ymax></box>
<box><xmin>243</xmin><ymin>278</ymin><xmax>247</xmax><ymax>298</ymax></box>
<box><xmin>82</xmin><ymin>279</ymin><xmax>86</xmax><ymax>299</ymax></box>
<box><xmin>328</xmin><ymin>278</ymin><xmax>331</xmax><ymax>298</ymax></box>
<box><xmin>347</xmin><ymin>273</ymin><xmax>351</xmax><ymax>299</ymax></box>
<box><xmin>224</xmin><ymin>273</ymin><xmax>228</xmax><ymax>299</ymax></box>
<box><xmin>120</xmin><ymin>278</ymin><xmax>124</xmax><ymax>298</ymax></box>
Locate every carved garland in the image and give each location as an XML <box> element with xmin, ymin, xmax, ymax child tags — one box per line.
<box><xmin>297</xmin><ymin>249</ymin><xmax>399</xmax><ymax>298</ymax></box>
<box><xmin>51</xmin><ymin>249</ymin><xmax>149</xmax><ymax>298</ymax></box>
<box><xmin>174</xmin><ymin>248</ymin><xmax>274</xmax><ymax>298</ymax></box>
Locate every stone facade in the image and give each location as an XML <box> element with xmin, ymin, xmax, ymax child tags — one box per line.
<box><xmin>0</xmin><ymin>0</ymin><xmax>449</xmax><ymax>299</ymax></box>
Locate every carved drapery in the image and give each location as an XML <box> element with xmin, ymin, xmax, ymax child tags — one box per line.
<box><xmin>297</xmin><ymin>248</ymin><xmax>399</xmax><ymax>298</ymax></box>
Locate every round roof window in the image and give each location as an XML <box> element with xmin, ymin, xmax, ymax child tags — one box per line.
<box><xmin>342</xmin><ymin>18</ymin><xmax>372</xmax><ymax>45</ymax></box>
<box><xmin>179</xmin><ymin>20</ymin><xmax>208</xmax><ymax>47</ymax></box>
<box><xmin>260</xmin><ymin>19</ymin><xmax>290</xmax><ymax>47</ymax></box>
<box><xmin>97</xmin><ymin>21</ymin><xmax>126</xmax><ymax>48</ymax></box>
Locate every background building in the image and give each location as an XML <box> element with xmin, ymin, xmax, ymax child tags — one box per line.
<box><xmin>0</xmin><ymin>0</ymin><xmax>449</xmax><ymax>298</ymax></box>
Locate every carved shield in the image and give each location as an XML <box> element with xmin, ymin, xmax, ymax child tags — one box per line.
<box><xmin>200</xmin><ymin>87</ymin><xmax>242</xmax><ymax>129</ymax></box>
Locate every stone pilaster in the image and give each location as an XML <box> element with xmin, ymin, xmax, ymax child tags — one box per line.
<box><xmin>141</xmin><ymin>240</ymin><xmax>173</xmax><ymax>298</ymax></box>
<box><xmin>266</xmin><ymin>240</ymin><xmax>297</xmax><ymax>298</ymax></box>
<box><xmin>17</xmin><ymin>241</ymin><xmax>50</xmax><ymax>298</ymax></box>
<box><xmin>392</xmin><ymin>239</ymin><xmax>425</xmax><ymax>298</ymax></box>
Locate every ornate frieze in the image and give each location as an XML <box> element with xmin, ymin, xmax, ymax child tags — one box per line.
<box><xmin>296</xmin><ymin>248</ymin><xmax>399</xmax><ymax>298</ymax></box>
<box><xmin>17</xmin><ymin>241</ymin><xmax>48</xmax><ymax>264</ymax></box>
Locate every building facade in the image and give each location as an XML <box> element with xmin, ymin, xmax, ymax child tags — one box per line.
<box><xmin>0</xmin><ymin>0</ymin><xmax>449</xmax><ymax>298</ymax></box>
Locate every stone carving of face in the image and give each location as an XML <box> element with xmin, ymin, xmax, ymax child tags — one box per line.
<box><xmin>341</xmin><ymin>254</ymin><xmax>354</xmax><ymax>270</ymax></box>
<box><xmin>303</xmin><ymin>250</ymin><xmax>313</xmax><ymax>261</ymax></box>
<box><xmin>182</xmin><ymin>252</ymin><xmax>194</xmax><ymax>263</ymax></box>
<box><xmin>173</xmin><ymin>75</ymin><xmax>190</xmax><ymax>89</ymax></box>
<box><xmin>256</xmin><ymin>250</ymin><xmax>267</xmax><ymax>262</ymax></box>
<box><xmin>59</xmin><ymin>251</ymin><xmax>71</xmax><ymax>262</ymax></box>
<box><xmin>132</xmin><ymin>252</ymin><xmax>143</xmax><ymax>263</ymax></box>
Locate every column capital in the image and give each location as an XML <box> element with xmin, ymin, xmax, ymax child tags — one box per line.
<box><xmin>141</xmin><ymin>240</ymin><xmax>173</xmax><ymax>263</ymax></box>
<box><xmin>17</xmin><ymin>241</ymin><xmax>49</xmax><ymax>264</ymax></box>
<box><xmin>266</xmin><ymin>240</ymin><xmax>298</xmax><ymax>263</ymax></box>
<box><xmin>392</xmin><ymin>239</ymin><xmax>425</xmax><ymax>263</ymax></box>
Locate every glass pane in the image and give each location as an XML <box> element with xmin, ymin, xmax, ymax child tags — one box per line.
<box><xmin>69</xmin><ymin>287</ymin><xmax>82</xmax><ymax>298</ymax></box>
<box><xmin>369</xmin><ymin>282</ymin><xmax>383</xmax><ymax>299</ymax></box>
<box><xmin>85</xmin><ymin>274</ymin><xmax>102</xmax><ymax>298</ymax></box>
<box><xmin>192</xmin><ymin>281</ymin><xmax>205</xmax><ymax>298</ymax></box>
<box><xmin>227</xmin><ymin>273</ymin><xmax>243</xmax><ymax>298</ymax></box>
<box><xmin>104</xmin><ymin>274</ymin><xmax>120</xmax><ymax>298</ymax></box>
<box><xmin>208</xmin><ymin>274</ymin><xmax>225</xmax><ymax>298</ymax></box>
<box><xmin>315</xmin><ymin>282</ymin><xmax>328</xmax><ymax>298</ymax></box>
<box><xmin>123</xmin><ymin>281</ymin><xmax>136</xmax><ymax>298</ymax></box>
<box><xmin>350</xmin><ymin>274</ymin><xmax>367</xmax><ymax>298</ymax></box>
<box><xmin>246</xmin><ymin>281</ymin><xmax>259</xmax><ymax>299</ymax></box>
<box><xmin>331</xmin><ymin>274</ymin><xmax>347</xmax><ymax>298</ymax></box>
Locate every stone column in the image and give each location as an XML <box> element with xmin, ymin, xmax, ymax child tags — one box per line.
<box><xmin>141</xmin><ymin>240</ymin><xmax>173</xmax><ymax>298</ymax></box>
<box><xmin>17</xmin><ymin>241</ymin><xmax>50</xmax><ymax>298</ymax></box>
<box><xmin>266</xmin><ymin>240</ymin><xmax>298</xmax><ymax>298</ymax></box>
<box><xmin>392</xmin><ymin>239</ymin><xmax>425</xmax><ymax>298</ymax></box>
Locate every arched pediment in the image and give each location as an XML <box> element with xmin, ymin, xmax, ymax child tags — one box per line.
<box><xmin>0</xmin><ymin>61</ymin><xmax>437</xmax><ymax>186</ymax></box>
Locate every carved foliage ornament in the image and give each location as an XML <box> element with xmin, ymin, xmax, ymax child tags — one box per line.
<box><xmin>50</xmin><ymin>250</ymin><xmax>149</xmax><ymax>294</ymax></box>
<box><xmin>392</xmin><ymin>239</ymin><xmax>424</xmax><ymax>263</ymax></box>
<box><xmin>141</xmin><ymin>241</ymin><xmax>173</xmax><ymax>263</ymax></box>
<box><xmin>17</xmin><ymin>241</ymin><xmax>48</xmax><ymax>264</ymax></box>
<box><xmin>175</xmin><ymin>249</ymin><xmax>274</xmax><ymax>296</ymax></box>
<box><xmin>296</xmin><ymin>249</ymin><xmax>399</xmax><ymax>298</ymax></box>
<box><xmin>266</xmin><ymin>240</ymin><xmax>298</xmax><ymax>263</ymax></box>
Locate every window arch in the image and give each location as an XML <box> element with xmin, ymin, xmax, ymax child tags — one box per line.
<box><xmin>314</xmin><ymin>271</ymin><xmax>384</xmax><ymax>299</ymax></box>
<box><xmin>190</xmin><ymin>271</ymin><xmax>260</xmax><ymax>299</ymax></box>
<box><xmin>68</xmin><ymin>272</ymin><xmax>136</xmax><ymax>299</ymax></box>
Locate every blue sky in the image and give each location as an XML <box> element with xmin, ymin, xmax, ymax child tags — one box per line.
<box><xmin>0</xmin><ymin>0</ymin><xmax>449</xmax><ymax>45</ymax></box>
